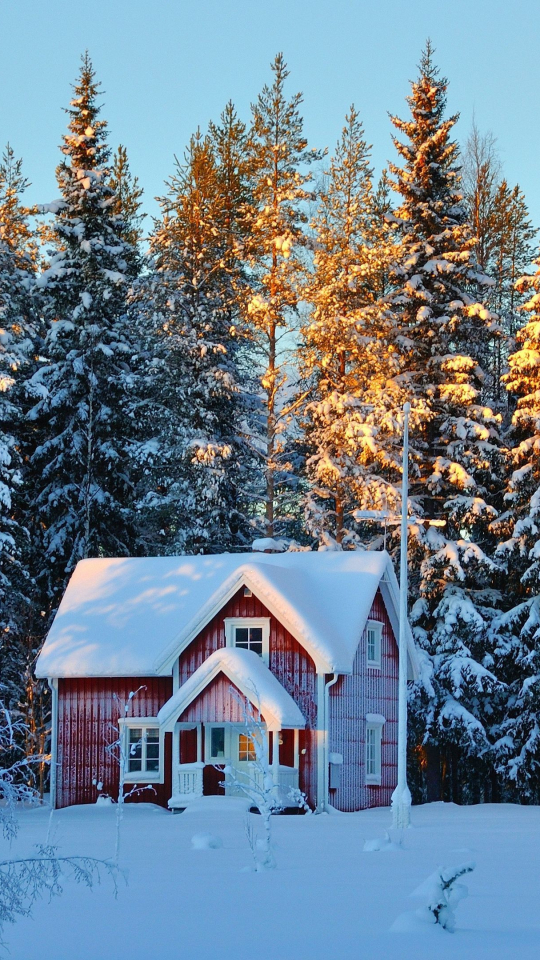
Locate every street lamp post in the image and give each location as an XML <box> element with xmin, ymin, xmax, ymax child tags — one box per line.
<box><xmin>355</xmin><ymin>403</ymin><xmax>445</xmax><ymax>829</ymax></box>
<box><xmin>391</xmin><ymin>402</ymin><xmax>412</xmax><ymax>830</ymax></box>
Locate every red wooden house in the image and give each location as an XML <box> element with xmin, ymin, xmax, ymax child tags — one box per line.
<box><xmin>35</xmin><ymin>550</ymin><xmax>418</xmax><ymax>812</ymax></box>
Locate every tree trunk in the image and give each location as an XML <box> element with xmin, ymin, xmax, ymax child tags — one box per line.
<box><xmin>424</xmin><ymin>743</ymin><xmax>441</xmax><ymax>801</ymax></box>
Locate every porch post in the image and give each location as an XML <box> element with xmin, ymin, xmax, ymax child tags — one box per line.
<box><xmin>273</xmin><ymin>730</ymin><xmax>280</xmax><ymax>792</ymax></box>
<box><xmin>294</xmin><ymin>728</ymin><xmax>299</xmax><ymax>770</ymax></box>
<box><xmin>196</xmin><ymin>723</ymin><xmax>202</xmax><ymax>763</ymax></box>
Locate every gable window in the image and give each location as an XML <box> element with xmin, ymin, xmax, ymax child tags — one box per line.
<box><xmin>365</xmin><ymin>714</ymin><xmax>385</xmax><ymax>785</ymax></box>
<box><xmin>224</xmin><ymin>617</ymin><xmax>270</xmax><ymax>664</ymax></box>
<box><xmin>235</xmin><ymin>626</ymin><xmax>263</xmax><ymax>656</ymax></box>
<box><xmin>366</xmin><ymin>620</ymin><xmax>383</xmax><ymax>668</ymax></box>
<box><xmin>123</xmin><ymin>722</ymin><xmax>161</xmax><ymax>781</ymax></box>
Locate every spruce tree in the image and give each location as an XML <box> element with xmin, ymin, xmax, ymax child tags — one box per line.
<box><xmin>109</xmin><ymin>143</ymin><xmax>145</xmax><ymax>247</ymax></box>
<box><xmin>0</xmin><ymin>145</ymin><xmax>37</xmax><ymax>709</ymax></box>
<box><xmin>29</xmin><ymin>53</ymin><xmax>141</xmax><ymax>613</ymax></box>
<box><xmin>387</xmin><ymin>43</ymin><xmax>504</xmax><ymax>799</ymax></box>
<box><xmin>244</xmin><ymin>54</ymin><xmax>322</xmax><ymax>538</ymax></box>
<box><xmin>132</xmin><ymin>130</ymin><xmax>250</xmax><ymax>553</ymax></box>
<box><xmin>491</xmin><ymin>259</ymin><xmax>540</xmax><ymax>798</ymax></box>
<box><xmin>300</xmin><ymin>107</ymin><xmax>403</xmax><ymax>547</ymax></box>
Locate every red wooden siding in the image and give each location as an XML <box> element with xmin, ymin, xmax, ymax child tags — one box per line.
<box><xmin>56</xmin><ymin>677</ymin><xmax>172</xmax><ymax>809</ymax></box>
<box><xmin>328</xmin><ymin>590</ymin><xmax>398</xmax><ymax>811</ymax></box>
<box><xmin>179</xmin><ymin>675</ymin><xmax>249</xmax><ymax>724</ymax></box>
<box><xmin>178</xmin><ymin>587</ymin><xmax>318</xmax><ymax>806</ymax></box>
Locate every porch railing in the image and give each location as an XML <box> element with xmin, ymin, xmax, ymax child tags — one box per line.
<box><xmin>169</xmin><ymin>762</ymin><xmax>299</xmax><ymax>808</ymax></box>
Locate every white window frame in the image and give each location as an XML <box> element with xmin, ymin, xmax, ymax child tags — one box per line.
<box><xmin>224</xmin><ymin>617</ymin><xmax>270</xmax><ymax>665</ymax></box>
<box><xmin>366</xmin><ymin>619</ymin><xmax>383</xmax><ymax>669</ymax></box>
<box><xmin>121</xmin><ymin>718</ymin><xmax>163</xmax><ymax>783</ymax></box>
<box><xmin>365</xmin><ymin>714</ymin><xmax>385</xmax><ymax>785</ymax></box>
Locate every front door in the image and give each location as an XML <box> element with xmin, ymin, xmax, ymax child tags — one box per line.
<box><xmin>203</xmin><ymin>724</ymin><xmax>259</xmax><ymax>796</ymax></box>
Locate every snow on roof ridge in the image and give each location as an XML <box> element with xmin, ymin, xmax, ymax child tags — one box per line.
<box><xmin>35</xmin><ymin>550</ymin><xmax>416</xmax><ymax>680</ymax></box>
<box><xmin>157</xmin><ymin>647</ymin><xmax>305</xmax><ymax>731</ymax></box>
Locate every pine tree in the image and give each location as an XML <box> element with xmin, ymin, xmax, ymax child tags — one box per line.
<box><xmin>109</xmin><ymin>144</ymin><xmax>145</xmax><ymax>247</ymax></box>
<box><xmin>299</xmin><ymin>107</ymin><xmax>404</xmax><ymax>547</ymax></box>
<box><xmin>132</xmin><ymin>129</ymin><xmax>250</xmax><ymax>553</ymax></box>
<box><xmin>491</xmin><ymin>259</ymin><xmax>540</xmax><ymax>797</ymax></box>
<box><xmin>462</xmin><ymin>125</ymin><xmax>536</xmax><ymax>405</ymax></box>
<box><xmin>386</xmin><ymin>43</ymin><xmax>504</xmax><ymax>800</ymax></box>
<box><xmin>29</xmin><ymin>53</ymin><xmax>141</xmax><ymax>613</ymax></box>
<box><xmin>0</xmin><ymin>145</ymin><xmax>38</xmax><ymax>710</ymax></box>
<box><xmin>243</xmin><ymin>53</ymin><xmax>322</xmax><ymax>538</ymax></box>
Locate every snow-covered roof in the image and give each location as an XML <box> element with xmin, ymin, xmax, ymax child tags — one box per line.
<box><xmin>36</xmin><ymin>550</ymin><xmax>418</xmax><ymax>678</ymax></box>
<box><xmin>157</xmin><ymin>647</ymin><xmax>305</xmax><ymax>732</ymax></box>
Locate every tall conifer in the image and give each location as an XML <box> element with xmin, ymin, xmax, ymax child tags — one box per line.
<box><xmin>387</xmin><ymin>43</ymin><xmax>504</xmax><ymax>799</ymax></box>
<box><xmin>244</xmin><ymin>54</ymin><xmax>321</xmax><ymax>538</ymax></box>
<box><xmin>132</xmin><ymin>130</ymin><xmax>250</xmax><ymax>553</ymax></box>
<box><xmin>29</xmin><ymin>53</ymin><xmax>141</xmax><ymax>613</ymax></box>
<box><xmin>0</xmin><ymin>145</ymin><xmax>38</xmax><ymax>708</ymax></box>
<box><xmin>300</xmin><ymin>108</ymin><xmax>402</xmax><ymax>547</ymax></box>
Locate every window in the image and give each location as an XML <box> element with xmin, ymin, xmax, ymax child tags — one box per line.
<box><xmin>366</xmin><ymin>620</ymin><xmax>382</xmax><ymax>668</ymax></box>
<box><xmin>126</xmin><ymin>725</ymin><xmax>160</xmax><ymax>779</ymax></box>
<box><xmin>238</xmin><ymin>734</ymin><xmax>256</xmax><ymax>762</ymax></box>
<box><xmin>234</xmin><ymin>625</ymin><xmax>263</xmax><ymax>656</ymax></box>
<box><xmin>366</xmin><ymin>727</ymin><xmax>378</xmax><ymax>778</ymax></box>
<box><xmin>224</xmin><ymin>618</ymin><xmax>270</xmax><ymax>663</ymax></box>
<box><xmin>210</xmin><ymin>726</ymin><xmax>226</xmax><ymax>759</ymax></box>
<box><xmin>365</xmin><ymin>715</ymin><xmax>384</xmax><ymax>785</ymax></box>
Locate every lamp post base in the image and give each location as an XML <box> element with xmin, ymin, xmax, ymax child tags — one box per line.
<box><xmin>391</xmin><ymin>784</ymin><xmax>412</xmax><ymax>830</ymax></box>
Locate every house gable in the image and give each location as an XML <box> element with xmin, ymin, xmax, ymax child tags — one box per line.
<box><xmin>178</xmin><ymin>674</ymin><xmax>249</xmax><ymax>724</ymax></box>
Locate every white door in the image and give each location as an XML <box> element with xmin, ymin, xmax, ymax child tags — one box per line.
<box><xmin>204</xmin><ymin>724</ymin><xmax>258</xmax><ymax>796</ymax></box>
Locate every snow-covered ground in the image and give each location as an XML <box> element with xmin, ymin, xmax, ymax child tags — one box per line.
<box><xmin>3</xmin><ymin>799</ymin><xmax>540</xmax><ymax>959</ymax></box>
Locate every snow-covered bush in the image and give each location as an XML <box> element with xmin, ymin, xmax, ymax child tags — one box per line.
<box><xmin>223</xmin><ymin>689</ymin><xmax>281</xmax><ymax>870</ymax></box>
<box><xmin>415</xmin><ymin>861</ymin><xmax>475</xmax><ymax>932</ymax></box>
<box><xmin>191</xmin><ymin>833</ymin><xmax>223</xmax><ymax>850</ymax></box>
<box><xmin>0</xmin><ymin>701</ymin><xmax>117</xmax><ymax>942</ymax></box>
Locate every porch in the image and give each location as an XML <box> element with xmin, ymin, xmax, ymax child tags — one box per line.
<box><xmin>168</xmin><ymin>722</ymin><xmax>301</xmax><ymax>810</ymax></box>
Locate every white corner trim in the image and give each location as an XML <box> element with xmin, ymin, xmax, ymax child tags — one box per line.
<box><xmin>48</xmin><ymin>678</ymin><xmax>58</xmax><ymax>809</ymax></box>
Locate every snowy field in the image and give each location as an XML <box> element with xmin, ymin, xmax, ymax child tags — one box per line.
<box><xmin>3</xmin><ymin>799</ymin><xmax>540</xmax><ymax>960</ymax></box>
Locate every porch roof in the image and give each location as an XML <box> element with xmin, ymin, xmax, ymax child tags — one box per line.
<box><xmin>157</xmin><ymin>648</ymin><xmax>305</xmax><ymax>733</ymax></box>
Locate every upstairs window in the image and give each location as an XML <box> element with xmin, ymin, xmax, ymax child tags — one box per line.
<box><xmin>366</xmin><ymin>620</ymin><xmax>383</xmax><ymax>668</ymax></box>
<box><xmin>224</xmin><ymin>617</ymin><xmax>270</xmax><ymax>663</ymax></box>
<box><xmin>234</xmin><ymin>625</ymin><xmax>263</xmax><ymax>656</ymax></box>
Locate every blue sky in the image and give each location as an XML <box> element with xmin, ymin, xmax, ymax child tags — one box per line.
<box><xmin>1</xmin><ymin>0</ymin><xmax>538</xmax><ymax>229</ymax></box>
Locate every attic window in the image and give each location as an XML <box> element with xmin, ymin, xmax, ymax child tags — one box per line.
<box><xmin>243</xmin><ymin>586</ymin><xmax>253</xmax><ymax>597</ymax></box>
<box><xmin>224</xmin><ymin>617</ymin><xmax>270</xmax><ymax>664</ymax></box>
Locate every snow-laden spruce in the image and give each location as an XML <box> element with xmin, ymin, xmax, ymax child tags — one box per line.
<box><xmin>300</xmin><ymin>107</ymin><xmax>406</xmax><ymax>548</ymax></box>
<box><xmin>130</xmin><ymin>127</ymin><xmax>252</xmax><ymax>554</ymax></box>
<box><xmin>384</xmin><ymin>43</ymin><xmax>505</xmax><ymax>798</ymax></box>
<box><xmin>28</xmin><ymin>53</ymin><xmax>141</xmax><ymax>613</ymax></box>
<box><xmin>0</xmin><ymin>145</ymin><xmax>39</xmax><ymax>710</ymax></box>
<box><xmin>491</xmin><ymin>256</ymin><xmax>540</xmax><ymax>798</ymax></box>
<box><xmin>243</xmin><ymin>53</ymin><xmax>322</xmax><ymax>540</ymax></box>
